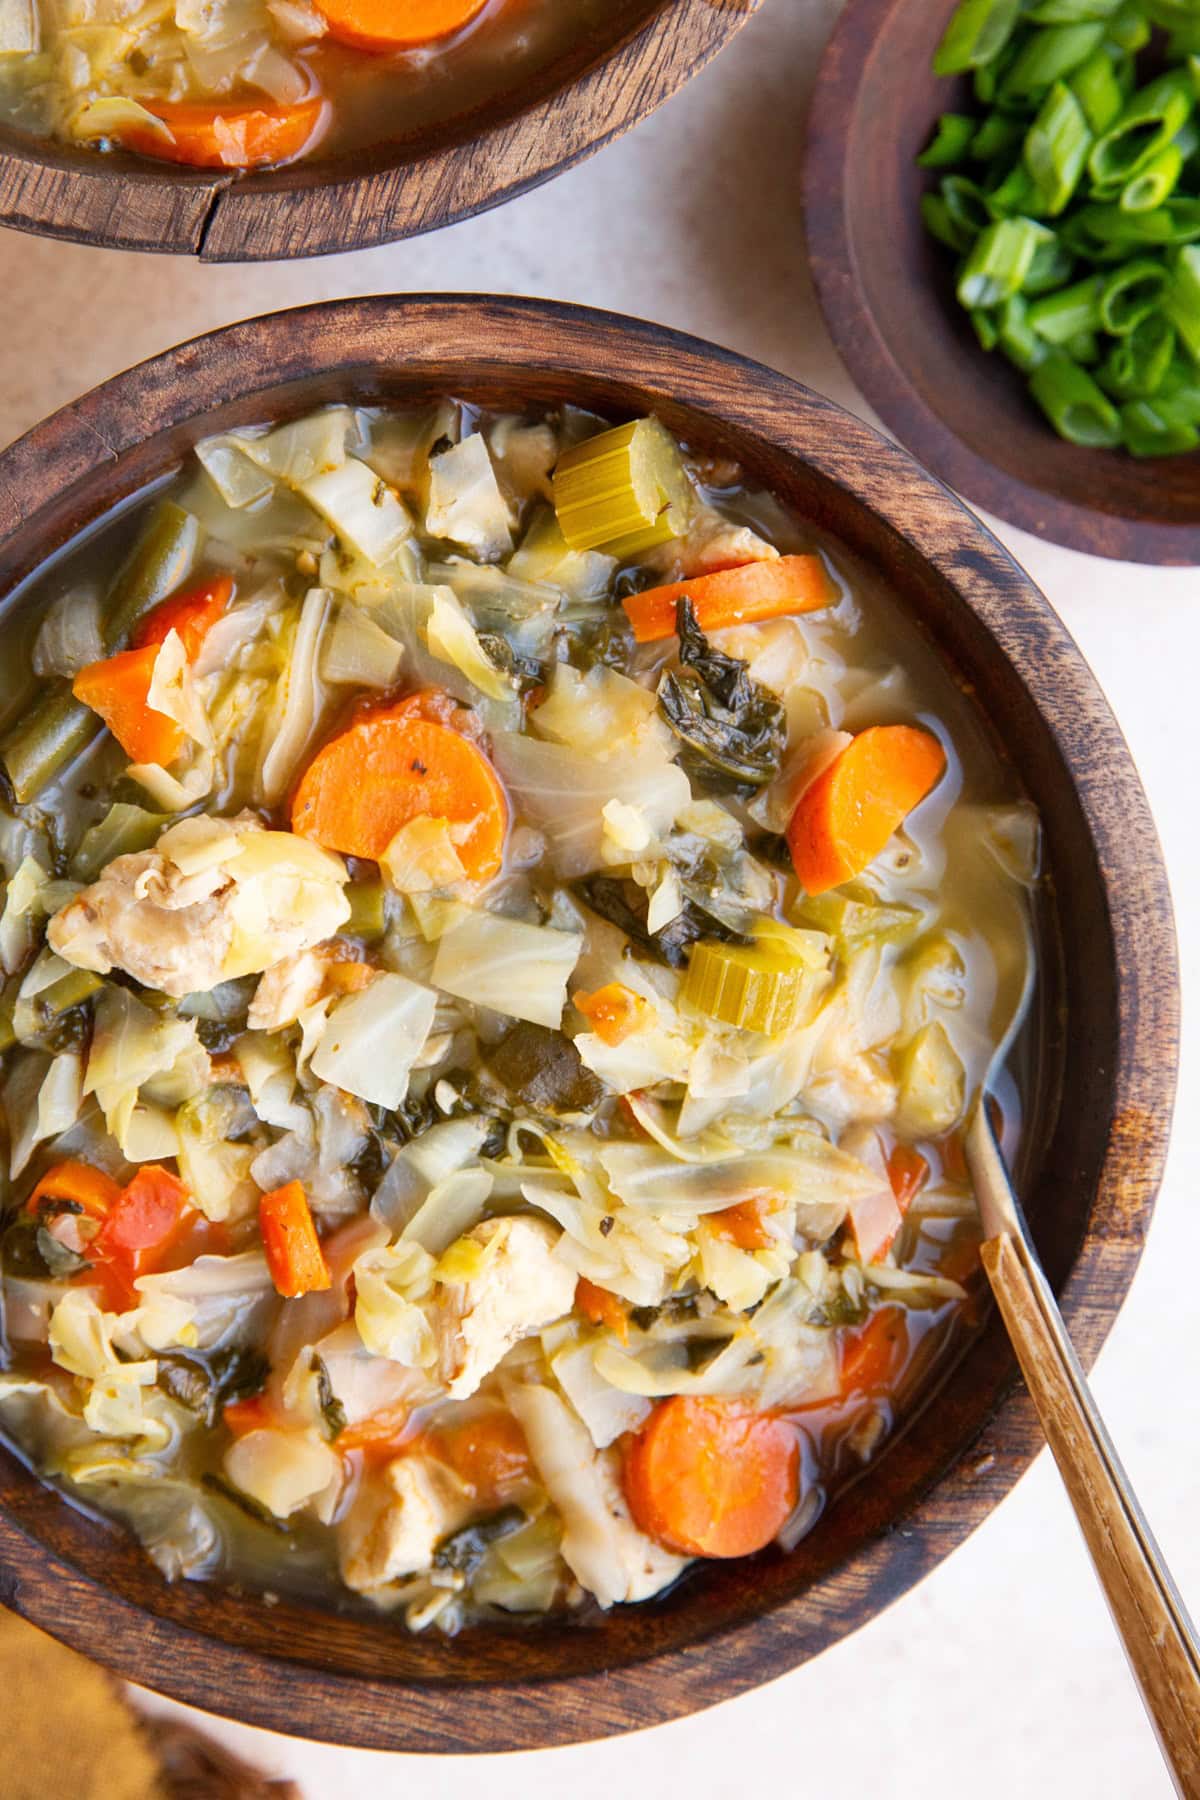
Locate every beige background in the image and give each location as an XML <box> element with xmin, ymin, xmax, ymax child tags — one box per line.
<box><xmin>1</xmin><ymin>1</ymin><xmax>1197</xmax><ymax>1793</ymax></box>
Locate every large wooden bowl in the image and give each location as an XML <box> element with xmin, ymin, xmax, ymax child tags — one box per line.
<box><xmin>0</xmin><ymin>295</ymin><xmax>1178</xmax><ymax>1751</ymax></box>
<box><xmin>805</xmin><ymin>0</ymin><xmax>1200</xmax><ymax>564</ymax></box>
<box><xmin>0</xmin><ymin>0</ymin><xmax>758</xmax><ymax>259</ymax></box>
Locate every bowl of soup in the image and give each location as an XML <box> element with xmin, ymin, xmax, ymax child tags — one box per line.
<box><xmin>0</xmin><ymin>294</ymin><xmax>1177</xmax><ymax>1750</ymax></box>
<box><xmin>0</xmin><ymin>0</ymin><xmax>758</xmax><ymax>257</ymax></box>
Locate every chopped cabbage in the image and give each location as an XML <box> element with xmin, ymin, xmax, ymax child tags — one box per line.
<box><xmin>300</xmin><ymin>459</ymin><xmax>412</xmax><ymax>566</ymax></box>
<box><xmin>431</xmin><ymin>907</ymin><xmax>582</xmax><ymax>1029</ymax></box>
<box><xmin>425</xmin><ymin>589</ymin><xmax>515</xmax><ymax>704</ymax></box>
<box><xmin>426</xmin><ymin>434</ymin><xmax>512</xmax><ymax>560</ymax></box>
<box><xmin>492</xmin><ymin>732</ymin><xmax>690</xmax><ymax>878</ymax></box>
<box><xmin>225</xmin><ymin>1426</ymin><xmax>341</xmax><ymax>1520</ymax></box>
<box><xmin>310</xmin><ymin>972</ymin><xmax>436</xmax><ymax>1109</ymax></box>
<box><xmin>320</xmin><ymin>601</ymin><xmax>405</xmax><ymax>688</ymax></box>
<box><xmin>84</xmin><ymin>986</ymin><xmax>210</xmax><ymax>1155</ymax></box>
<box><xmin>353</xmin><ymin>1240</ymin><xmax>437</xmax><ymax>1366</ymax></box>
<box><xmin>401</xmin><ymin>1168</ymin><xmax>493</xmax><ymax>1257</ymax></box>
<box><xmin>257</xmin><ymin>587</ymin><xmax>330</xmax><ymax>804</ymax></box>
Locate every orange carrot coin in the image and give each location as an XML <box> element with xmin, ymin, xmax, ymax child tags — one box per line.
<box><xmin>314</xmin><ymin>0</ymin><xmax>487</xmax><ymax>52</ymax></box>
<box><xmin>787</xmin><ymin>724</ymin><xmax>946</xmax><ymax>895</ymax></box>
<box><xmin>623</xmin><ymin>1395</ymin><xmax>800</xmax><ymax>1558</ymax></box>
<box><xmin>622</xmin><ymin>554</ymin><xmax>836</xmax><ymax>645</ymax></box>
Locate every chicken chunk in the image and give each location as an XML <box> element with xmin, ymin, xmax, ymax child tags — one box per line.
<box><xmin>338</xmin><ymin>1453</ymin><xmax>474</xmax><ymax>1593</ymax></box>
<box><xmin>247</xmin><ymin>948</ymin><xmax>328</xmax><ymax>1031</ymax></box>
<box><xmin>506</xmin><ymin>1381</ymin><xmax>686</xmax><ymax>1607</ymax></box>
<box><xmin>48</xmin><ymin>815</ymin><xmax>350</xmax><ymax>999</ymax></box>
<box><xmin>434</xmin><ymin>1217</ymin><xmax>576</xmax><ymax>1400</ymax></box>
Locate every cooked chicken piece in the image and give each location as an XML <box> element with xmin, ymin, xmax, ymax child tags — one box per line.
<box><xmin>338</xmin><ymin>1453</ymin><xmax>474</xmax><ymax>1593</ymax></box>
<box><xmin>644</xmin><ymin>508</ymin><xmax>780</xmax><ymax>581</ymax></box>
<box><xmin>248</xmin><ymin>948</ymin><xmax>327</xmax><ymax>1031</ymax></box>
<box><xmin>434</xmin><ymin>1217</ymin><xmax>576</xmax><ymax>1401</ymax></box>
<box><xmin>506</xmin><ymin>1381</ymin><xmax>686</xmax><ymax>1607</ymax></box>
<box><xmin>48</xmin><ymin>815</ymin><xmax>349</xmax><ymax>1000</ymax></box>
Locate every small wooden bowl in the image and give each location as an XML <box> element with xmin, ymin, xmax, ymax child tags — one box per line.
<box><xmin>0</xmin><ymin>0</ymin><xmax>758</xmax><ymax>259</ymax></box>
<box><xmin>0</xmin><ymin>296</ymin><xmax>1179</xmax><ymax>1751</ymax></box>
<box><xmin>805</xmin><ymin>0</ymin><xmax>1200</xmax><ymax>564</ymax></box>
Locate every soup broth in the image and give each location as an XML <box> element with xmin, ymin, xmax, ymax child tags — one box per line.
<box><xmin>0</xmin><ymin>397</ymin><xmax>1039</xmax><ymax>1630</ymax></box>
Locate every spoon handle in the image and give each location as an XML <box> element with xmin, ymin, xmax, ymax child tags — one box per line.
<box><xmin>982</xmin><ymin>1233</ymin><xmax>1200</xmax><ymax>1797</ymax></box>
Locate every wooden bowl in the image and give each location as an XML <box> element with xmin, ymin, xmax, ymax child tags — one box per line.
<box><xmin>804</xmin><ymin>0</ymin><xmax>1200</xmax><ymax>564</ymax></box>
<box><xmin>0</xmin><ymin>0</ymin><xmax>758</xmax><ymax>259</ymax></box>
<box><xmin>0</xmin><ymin>295</ymin><xmax>1178</xmax><ymax>1751</ymax></box>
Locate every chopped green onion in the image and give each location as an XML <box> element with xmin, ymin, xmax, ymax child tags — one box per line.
<box><xmin>1120</xmin><ymin>141</ymin><xmax>1184</xmax><ymax>211</ymax></box>
<box><xmin>958</xmin><ymin>217</ymin><xmax>1057</xmax><ymax>306</ymax></box>
<box><xmin>1158</xmin><ymin>359</ymin><xmax>1200</xmax><ymax>421</ymax></box>
<box><xmin>933</xmin><ymin>0</ymin><xmax>1023</xmax><ymax>75</ymax></box>
<box><xmin>997</xmin><ymin>294</ymin><xmax>1052</xmax><ymax>369</ymax></box>
<box><xmin>1119</xmin><ymin>398</ymin><xmax>1200</xmax><ymax>454</ymax></box>
<box><xmin>971</xmin><ymin>307</ymin><xmax>1002</xmax><ymax>349</ymax></box>
<box><xmin>1164</xmin><ymin>244</ymin><xmax>1200</xmax><ymax>361</ymax></box>
<box><xmin>970</xmin><ymin>110</ymin><xmax>1026</xmax><ymax>161</ymax></box>
<box><xmin>1064</xmin><ymin>328</ymin><xmax>1103</xmax><ymax>361</ymax></box>
<box><xmin>1098</xmin><ymin>258</ymin><xmax>1170</xmax><ymax>331</ymax></box>
<box><xmin>1</xmin><ymin>689</ymin><xmax>97</xmax><ymax>804</ymax></box>
<box><xmin>1028</xmin><ymin>351</ymin><xmax>1123</xmax><ymax>443</ymax></box>
<box><xmin>1022</xmin><ymin>234</ymin><xmax>1078</xmax><ymax>292</ymax></box>
<box><xmin>1070</xmin><ymin>47</ymin><xmax>1126</xmax><ymax>131</ymax></box>
<box><xmin>1098</xmin><ymin>315</ymin><xmax>1176</xmax><ymax>395</ymax></box>
<box><xmin>988</xmin><ymin>162</ymin><xmax>1043</xmax><ymax>217</ymax></box>
<box><xmin>1028</xmin><ymin>271</ymin><xmax>1106</xmax><ymax>339</ymax></box>
<box><xmin>921</xmin><ymin>193</ymin><xmax>970</xmax><ymax>252</ymax></box>
<box><xmin>918</xmin><ymin>113</ymin><xmax>977</xmax><ymax>167</ymax></box>
<box><xmin>1025</xmin><ymin>0</ymin><xmax>1126</xmax><ymax>19</ymax></box>
<box><xmin>1088</xmin><ymin>69</ymin><xmax>1195</xmax><ymax>187</ymax></box>
<box><xmin>942</xmin><ymin>174</ymin><xmax>996</xmax><ymax>238</ymax></box>
<box><xmin>1000</xmin><ymin>23</ymin><xmax>1108</xmax><ymax>99</ymax></box>
<box><xmin>1025</xmin><ymin>80</ymin><xmax>1094</xmax><ymax>212</ymax></box>
<box><xmin>1105</xmin><ymin>2</ymin><xmax>1152</xmax><ymax>51</ymax></box>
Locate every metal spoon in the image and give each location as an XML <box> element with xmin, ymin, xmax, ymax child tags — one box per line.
<box><xmin>966</xmin><ymin>1105</ymin><xmax>1200</xmax><ymax>1797</ymax></box>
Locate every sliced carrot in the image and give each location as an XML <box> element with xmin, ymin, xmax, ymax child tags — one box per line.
<box><xmin>337</xmin><ymin>1403</ymin><xmax>414</xmax><ymax>1461</ymax></box>
<box><xmin>708</xmin><ymin>1198</ymin><xmax>774</xmax><ymax>1252</ymax></box>
<box><xmin>573</xmin><ymin>983</ymin><xmax>650</xmax><ymax>1047</ymax></box>
<box><xmin>420</xmin><ymin>1411</ymin><xmax>532</xmax><ymax>1504</ymax></box>
<box><xmin>313</xmin><ymin>0</ymin><xmax>487</xmax><ymax>52</ymax></box>
<box><xmin>223</xmin><ymin>1394</ymin><xmax>276</xmax><ymax>1437</ymax></box>
<box><xmin>624</xmin><ymin>1395</ymin><xmax>799</xmax><ymax>1558</ymax></box>
<box><xmin>132</xmin><ymin>573</ymin><xmax>233</xmax><ymax>661</ymax></box>
<box><xmin>575</xmin><ymin>1276</ymin><xmax>631</xmax><ymax>1343</ymax></box>
<box><xmin>621</xmin><ymin>554</ymin><xmax>837</xmax><ymax>645</ymax></box>
<box><xmin>26</xmin><ymin>1159</ymin><xmax>122</xmax><ymax>1220</ymax></box>
<box><xmin>291</xmin><ymin>701</ymin><xmax>507</xmax><ymax>877</ymax></box>
<box><xmin>787</xmin><ymin>724</ymin><xmax>946</xmax><ymax>896</ymax></box>
<box><xmin>73</xmin><ymin>645</ymin><xmax>186</xmax><ymax>768</ymax></box>
<box><xmin>887</xmin><ymin>1144</ymin><xmax>930</xmax><ymax>1213</ymax></box>
<box><xmin>117</xmin><ymin>97</ymin><xmax>328</xmax><ymax>170</ymax></box>
<box><xmin>839</xmin><ymin>1305</ymin><xmax>909</xmax><ymax>1398</ymax></box>
<box><xmin>259</xmin><ymin>1181</ymin><xmax>331</xmax><ymax>1299</ymax></box>
<box><xmin>323</xmin><ymin>960</ymin><xmax>377</xmax><ymax>995</ymax></box>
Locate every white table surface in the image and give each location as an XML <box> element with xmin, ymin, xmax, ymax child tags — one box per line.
<box><xmin>1</xmin><ymin>2</ymin><xmax>1197</xmax><ymax>1793</ymax></box>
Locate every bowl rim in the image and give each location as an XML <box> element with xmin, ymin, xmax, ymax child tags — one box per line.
<box><xmin>0</xmin><ymin>0</ymin><xmax>759</xmax><ymax>260</ymax></box>
<box><xmin>803</xmin><ymin>0</ymin><xmax>1200</xmax><ymax>567</ymax></box>
<box><xmin>0</xmin><ymin>293</ymin><xmax>1179</xmax><ymax>1751</ymax></box>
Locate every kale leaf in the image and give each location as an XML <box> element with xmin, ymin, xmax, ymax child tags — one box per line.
<box><xmin>656</xmin><ymin>597</ymin><xmax>786</xmax><ymax>793</ymax></box>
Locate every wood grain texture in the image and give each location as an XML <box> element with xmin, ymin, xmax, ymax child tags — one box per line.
<box><xmin>805</xmin><ymin>0</ymin><xmax>1200</xmax><ymax>565</ymax></box>
<box><xmin>982</xmin><ymin>1235</ymin><xmax>1200</xmax><ymax>1797</ymax></box>
<box><xmin>0</xmin><ymin>0</ymin><xmax>758</xmax><ymax>260</ymax></box>
<box><xmin>0</xmin><ymin>296</ymin><xmax>1180</xmax><ymax>1752</ymax></box>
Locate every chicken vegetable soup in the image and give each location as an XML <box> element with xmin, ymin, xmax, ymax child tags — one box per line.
<box><xmin>0</xmin><ymin>0</ymin><xmax>653</xmax><ymax>170</ymax></box>
<box><xmin>0</xmin><ymin>400</ymin><xmax>1038</xmax><ymax>1629</ymax></box>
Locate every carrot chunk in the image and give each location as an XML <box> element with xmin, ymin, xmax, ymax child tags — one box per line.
<box><xmin>708</xmin><ymin>1198</ymin><xmax>774</xmax><ymax>1251</ymax></box>
<box><xmin>575</xmin><ymin>1276</ymin><xmax>631</xmax><ymax>1342</ymax></box>
<box><xmin>26</xmin><ymin>1159</ymin><xmax>122</xmax><ymax>1219</ymax></box>
<box><xmin>291</xmin><ymin>700</ymin><xmax>507</xmax><ymax>877</ymax></box>
<box><xmin>259</xmin><ymin>1181</ymin><xmax>332</xmax><ymax>1298</ymax></box>
<box><xmin>313</xmin><ymin>0</ymin><xmax>487</xmax><ymax>52</ymax></box>
<box><xmin>887</xmin><ymin>1144</ymin><xmax>930</xmax><ymax>1213</ymax></box>
<box><xmin>421</xmin><ymin>1412</ymin><xmax>532</xmax><ymax>1503</ymax></box>
<box><xmin>573</xmin><ymin>983</ymin><xmax>650</xmax><ymax>1047</ymax></box>
<box><xmin>73</xmin><ymin>645</ymin><xmax>186</xmax><ymax>767</ymax></box>
<box><xmin>623</xmin><ymin>1395</ymin><xmax>800</xmax><ymax>1558</ymax></box>
<box><xmin>621</xmin><ymin>554</ymin><xmax>836</xmax><ymax>645</ymax></box>
<box><xmin>118</xmin><ymin>97</ymin><xmax>328</xmax><ymax>169</ymax></box>
<box><xmin>839</xmin><ymin>1305</ymin><xmax>909</xmax><ymax>1398</ymax></box>
<box><xmin>787</xmin><ymin>724</ymin><xmax>946</xmax><ymax>896</ymax></box>
<box><xmin>132</xmin><ymin>573</ymin><xmax>233</xmax><ymax>661</ymax></box>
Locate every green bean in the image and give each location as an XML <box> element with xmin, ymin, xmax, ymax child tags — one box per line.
<box><xmin>1121</xmin><ymin>142</ymin><xmax>1184</xmax><ymax>211</ymax></box>
<box><xmin>1</xmin><ymin>690</ymin><xmax>97</xmax><ymax>805</ymax></box>
<box><xmin>1164</xmin><ymin>244</ymin><xmax>1200</xmax><ymax>360</ymax></box>
<box><xmin>1028</xmin><ymin>351</ymin><xmax>1123</xmax><ymax>442</ymax></box>
<box><xmin>1000</xmin><ymin>23</ymin><xmax>1107</xmax><ymax>98</ymax></box>
<box><xmin>918</xmin><ymin>113</ymin><xmax>977</xmax><ymax>167</ymax></box>
<box><xmin>1119</xmin><ymin>398</ymin><xmax>1200</xmax><ymax>454</ymax></box>
<box><xmin>1025</xmin><ymin>80</ymin><xmax>1094</xmax><ymax>211</ymax></box>
<box><xmin>970</xmin><ymin>110</ymin><xmax>1026</xmax><ymax>160</ymax></box>
<box><xmin>103</xmin><ymin>499</ymin><xmax>202</xmax><ymax>649</ymax></box>
<box><xmin>997</xmin><ymin>294</ymin><xmax>1052</xmax><ymax>369</ymax></box>
<box><xmin>1070</xmin><ymin>47</ymin><xmax>1125</xmax><ymax>131</ymax></box>
<box><xmin>1098</xmin><ymin>258</ymin><xmax>1170</xmax><ymax>331</ymax></box>
<box><xmin>934</xmin><ymin>0</ymin><xmax>1022</xmax><ymax>75</ymax></box>
<box><xmin>958</xmin><ymin>217</ymin><xmax>1057</xmax><ymax>305</ymax></box>
<box><xmin>1088</xmin><ymin>69</ymin><xmax>1195</xmax><ymax>187</ymax></box>
<box><xmin>34</xmin><ymin>967</ymin><xmax>104</xmax><ymax>1023</ymax></box>
<box><xmin>72</xmin><ymin>802</ymin><xmax>171</xmax><ymax>881</ymax></box>
<box><xmin>1022</xmin><ymin>234</ymin><xmax>1077</xmax><ymax>292</ymax></box>
<box><xmin>1098</xmin><ymin>315</ymin><xmax>1176</xmax><ymax>396</ymax></box>
<box><xmin>1028</xmin><ymin>271</ymin><xmax>1107</xmax><ymax>339</ymax></box>
<box><xmin>345</xmin><ymin>880</ymin><xmax>387</xmax><ymax>941</ymax></box>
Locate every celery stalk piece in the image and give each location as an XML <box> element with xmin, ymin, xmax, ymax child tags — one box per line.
<box><xmin>552</xmin><ymin>419</ymin><xmax>694</xmax><ymax>558</ymax></box>
<box><xmin>681</xmin><ymin>925</ymin><xmax>829</xmax><ymax>1037</ymax></box>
